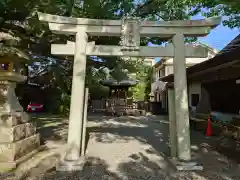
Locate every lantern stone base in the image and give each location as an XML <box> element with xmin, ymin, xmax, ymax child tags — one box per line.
<box><xmin>0</xmin><ymin>112</ymin><xmax>40</xmax><ymax>172</ymax></box>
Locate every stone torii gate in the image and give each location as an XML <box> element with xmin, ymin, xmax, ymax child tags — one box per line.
<box><xmin>38</xmin><ymin>12</ymin><xmax>221</xmax><ymax>171</ymax></box>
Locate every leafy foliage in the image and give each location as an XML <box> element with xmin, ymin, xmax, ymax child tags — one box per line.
<box><xmin>190</xmin><ymin>0</ymin><xmax>240</xmax><ymax>28</ymax></box>
<box><xmin>0</xmin><ymin>0</ymin><xmax>239</xmax><ymax>113</ymax></box>
<box><xmin>130</xmin><ymin>60</ymin><xmax>153</xmax><ymax>101</ymax></box>
<box><xmin>136</xmin><ymin>0</ymin><xmax>240</xmax><ymax>28</ymax></box>
<box><xmin>0</xmin><ymin>32</ymin><xmax>27</xmax><ymax>58</ymax></box>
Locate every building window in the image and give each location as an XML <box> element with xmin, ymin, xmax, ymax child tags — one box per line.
<box><xmin>191</xmin><ymin>94</ymin><xmax>199</xmax><ymax>107</ymax></box>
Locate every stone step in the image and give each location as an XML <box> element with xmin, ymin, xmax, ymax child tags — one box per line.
<box><xmin>0</xmin><ymin>123</ymin><xmax>36</xmax><ymax>143</ymax></box>
<box><xmin>0</xmin><ymin>134</ymin><xmax>40</xmax><ymax>162</ymax></box>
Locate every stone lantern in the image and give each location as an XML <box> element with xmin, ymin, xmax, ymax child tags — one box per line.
<box><xmin>0</xmin><ymin>56</ymin><xmax>40</xmax><ymax>172</ymax></box>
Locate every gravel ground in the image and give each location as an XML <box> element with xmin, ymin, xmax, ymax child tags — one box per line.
<box><xmin>3</xmin><ymin>115</ymin><xmax>240</xmax><ymax>180</ymax></box>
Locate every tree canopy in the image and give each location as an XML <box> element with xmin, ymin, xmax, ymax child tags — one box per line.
<box><xmin>0</xmin><ymin>0</ymin><xmax>239</xmax><ymax>113</ymax></box>
<box><xmin>1</xmin><ymin>0</ymin><xmax>239</xmax><ymax>61</ymax></box>
<box><xmin>188</xmin><ymin>0</ymin><xmax>240</xmax><ymax>28</ymax></box>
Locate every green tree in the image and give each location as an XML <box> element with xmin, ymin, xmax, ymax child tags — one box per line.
<box><xmin>130</xmin><ymin>60</ymin><xmax>153</xmax><ymax>101</ymax></box>
<box><xmin>189</xmin><ymin>0</ymin><xmax>240</xmax><ymax>28</ymax></box>
<box><xmin>136</xmin><ymin>0</ymin><xmax>240</xmax><ymax>28</ymax></box>
<box><xmin>1</xmin><ymin>0</ymin><xmax>238</xmax><ymax>113</ymax></box>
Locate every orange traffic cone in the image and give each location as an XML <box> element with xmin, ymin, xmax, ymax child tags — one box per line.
<box><xmin>205</xmin><ymin>115</ymin><xmax>213</xmax><ymax>137</ymax></box>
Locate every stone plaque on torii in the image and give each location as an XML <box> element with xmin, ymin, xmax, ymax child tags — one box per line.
<box><xmin>38</xmin><ymin>12</ymin><xmax>221</xmax><ymax>171</ymax></box>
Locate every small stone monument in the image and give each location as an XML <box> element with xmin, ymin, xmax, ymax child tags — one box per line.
<box><xmin>0</xmin><ymin>56</ymin><xmax>40</xmax><ymax>172</ymax></box>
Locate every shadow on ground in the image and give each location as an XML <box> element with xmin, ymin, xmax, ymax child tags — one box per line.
<box><xmin>31</xmin><ymin>114</ymin><xmax>69</xmax><ymax>144</ymax></box>
<box><xmin>41</xmin><ymin>156</ymin><xmax>175</xmax><ymax>180</ymax></box>
<box><xmin>31</xmin><ymin>114</ymin><xmax>240</xmax><ymax>180</ymax></box>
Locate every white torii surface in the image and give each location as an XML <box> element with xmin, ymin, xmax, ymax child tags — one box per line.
<box><xmin>38</xmin><ymin>12</ymin><xmax>221</xmax><ymax>37</ymax></box>
<box><xmin>37</xmin><ymin>12</ymin><xmax>221</xmax><ymax>170</ymax></box>
<box><xmin>51</xmin><ymin>43</ymin><xmax>208</xmax><ymax>57</ymax></box>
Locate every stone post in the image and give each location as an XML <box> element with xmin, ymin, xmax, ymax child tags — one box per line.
<box><xmin>172</xmin><ymin>33</ymin><xmax>191</xmax><ymax>161</ymax></box>
<box><xmin>81</xmin><ymin>88</ymin><xmax>88</xmax><ymax>156</ymax></box>
<box><xmin>64</xmin><ymin>31</ymin><xmax>88</xmax><ymax>162</ymax></box>
<box><xmin>196</xmin><ymin>86</ymin><xmax>211</xmax><ymax>114</ymax></box>
<box><xmin>167</xmin><ymin>86</ymin><xmax>177</xmax><ymax>158</ymax></box>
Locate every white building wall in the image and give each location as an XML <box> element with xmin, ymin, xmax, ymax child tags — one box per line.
<box><xmin>165</xmin><ymin>65</ymin><xmax>174</xmax><ymax>76</ymax></box>
<box><xmin>151</xmin><ymin>46</ymin><xmax>216</xmax><ymax>108</ymax></box>
<box><xmin>164</xmin><ymin>51</ymin><xmax>215</xmax><ymax>66</ymax></box>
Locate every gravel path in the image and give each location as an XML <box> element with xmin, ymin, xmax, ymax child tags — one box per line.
<box><xmin>5</xmin><ymin>115</ymin><xmax>240</xmax><ymax>179</ymax></box>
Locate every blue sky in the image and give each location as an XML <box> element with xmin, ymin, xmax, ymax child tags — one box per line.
<box><xmin>192</xmin><ymin>14</ymin><xmax>239</xmax><ymax>50</ymax></box>
<box><xmin>149</xmin><ymin>14</ymin><xmax>239</xmax><ymax>50</ymax></box>
<box><xmin>149</xmin><ymin>14</ymin><xmax>239</xmax><ymax>62</ymax></box>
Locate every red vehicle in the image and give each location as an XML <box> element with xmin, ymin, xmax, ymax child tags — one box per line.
<box><xmin>27</xmin><ymin>102</ymin><xmax>44</xmax><ymax>112</ymax></box>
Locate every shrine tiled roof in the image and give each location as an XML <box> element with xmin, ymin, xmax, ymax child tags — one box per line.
<box><xmin>99</xmin><ymin>79</ymin><xmax>138</xmax><ymax>87</ymax></box>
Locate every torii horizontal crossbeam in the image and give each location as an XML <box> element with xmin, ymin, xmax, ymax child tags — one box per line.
<box><xmin>38</xmin><ymin>12</ymin><xmax>221</xmax><ymax>37</ymax></box>
<box><xmin>51</xmin><ymin>43</ymin><xmax>208</xmax><ymax>58</ymax></box>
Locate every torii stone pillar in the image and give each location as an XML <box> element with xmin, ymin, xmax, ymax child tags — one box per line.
<box><xmin>64</xmin><ymin>31</ymin><xmax>88</xmax><ymax>161</ymax></box>
<box><xmin>173</xmin><ymin>33</ymin><xmax>191</xmax><ymax>161</ymax></box>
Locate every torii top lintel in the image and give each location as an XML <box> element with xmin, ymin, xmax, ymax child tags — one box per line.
<box><xmin>37</xmin><ymin>12</ymin><xmax>221</xmax><ymax>37</ymax></box>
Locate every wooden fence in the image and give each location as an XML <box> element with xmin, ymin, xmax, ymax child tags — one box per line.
<box><xmin>90</xmin><ymin>99</ymin><xmax>164</xmax><ymax>116</ymax></box>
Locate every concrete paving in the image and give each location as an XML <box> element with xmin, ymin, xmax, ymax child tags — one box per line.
<box><xmin>4</xmin><ymin>115</ymin><xmax>240</xmax><ymax>179</ymax></box>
